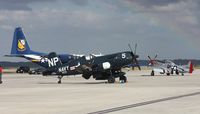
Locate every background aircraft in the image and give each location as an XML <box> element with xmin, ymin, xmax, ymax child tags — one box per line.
<box><xmin>42</xmin><ymin>49</ymin><xmax>140</xmax><ymax>84</ymax></box>
<box><xmin>6</xmin><ymin>27</ymin><xmax>82</xmax><ymax>67</ymax></box>
<box><xmin>148</xmin><ymin>55</ymin><xmax>194</xmax><ymax>76</ymax></box>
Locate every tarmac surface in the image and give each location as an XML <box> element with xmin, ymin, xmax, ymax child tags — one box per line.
<box><xmin>0</xmin><ymin>69</ymin><xmax>200</xmax><ymax>114</ymax></box>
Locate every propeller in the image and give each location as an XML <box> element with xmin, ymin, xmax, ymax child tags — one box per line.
<box><xmin>148</xmin><ymin>55</ymin><xmax>153</xmax><ymax>65</ymax></box>
<box><xmin>128</xmin><ymin>44</ymin><xmax>133</xmax><ymax>54</ymax></box>
<box><xmin>148</xmin><ymin>55</ymin><xmax>151</xmax><ymax>60</ymax></box>
<box><xmin>134</xmin><ymin>43</ymin><xmax>137</xmax><ymax>55</ymax></box>
<box><xmin>128</xmin><ymin>43</ymin><xmax>141</xmax><ymax>70</ymax></box>
<box><xmin>154</xmin><ymin>54</ymin><xmax>158</xmax><ymax>59</ymax></box>
<box><xmin>148</xmin><ymin>54</ymin><xmax>158</xmax><ymax>65</ymax></box>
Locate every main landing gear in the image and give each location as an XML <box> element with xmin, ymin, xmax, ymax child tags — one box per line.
<box><xmin>119</xmin><ymin>75</ymin><xmax>127</xmax><ymax>83</ymax></box>
<box><xmin>108</xmin><ymin>70</ymin><xmax>127</xmax><ymax>83</ymax></box>
<box><xmin>151</xmin><ymin>70</ymin><xmax>155</xmax><ymax>76</ymax></box>
<box><xmin>166</xmin><ymin>72</ymin><xmax>170</xmax><ymax>76</ymax></box>
<box><xmin>108</xmin><ymin>75</ymin><xmax>115</xmax><ymax>83</ymax></box>
<box><xmin>107</xmin><ymin>75</ymin><xmax>127</xmax><ymax>83</ymax></box>
<box><xmin>107</xmin><ymin>70</ymin><xmax>115</xmax><ymax>83</ymax></box>
<box><xmin>107</xmin><ymin>70</ymin><xmax>127</xmax><ymax>83</ymax></box>
<box><xmin>57</xmin><ymin>75</ymin><xmax>63</xmax><ymax>84</ymax></box>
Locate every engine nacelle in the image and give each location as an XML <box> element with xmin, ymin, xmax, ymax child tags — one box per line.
<box><xmin>102</xmin><ymin>62</ymin><xmax>111</xmax><ymax>70</ymax></box>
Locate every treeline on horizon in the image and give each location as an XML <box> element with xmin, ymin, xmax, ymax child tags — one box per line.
<box><xmin>1</xmin><ymin>59</ymin><xmax>200</xmax><ymax>68</ymax></box>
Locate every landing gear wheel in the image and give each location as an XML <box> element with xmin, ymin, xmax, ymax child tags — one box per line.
<box><xmin>119</xmin><ymin>76</ymin><xmax>127</xmax><ymax>83</ymax></box>
<box><xmin>176</xmin><ymin>70</ymin><xmax>179</xmax><ymax>75</ymax></box>
<box><xmin>167</xmin><ymin>73</ymin><xmax>170</xmax><ymax>76</ymax></box>
<box><xmin>57</xmin><ymin>76</ymin><xmax>63</xmax><ymax>84</ymax></box>
<box><xmin>182</xmin><ymin>73</ymin><xmax>184</xmax><ymax>76</ymax></box>
<box><xmin>58</xmin><ymin>80</ymin><xmax>61</xmax><ymax>84</ymax></box>
<box><xmin>151</xmin><ymin>70</ymin><xmax>154</xmax><ymax>76</ymax></box>
<box><xmin>171</xmin><ymin>69</ymin><xmax>174</xmax><ymax>75</ymax></box>
<box><xmin>108</xmin><ymin>76</ymin><xmax>115</xmax><ymax>83</ymax></box>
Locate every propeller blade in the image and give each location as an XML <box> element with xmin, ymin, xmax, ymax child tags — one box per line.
<box><xmin>128</xmin><ymin>44</ymin><xmax>133</xmax><ymax>53</ymax></box>
<box><xmin>134</xmin><ymin>58</ymin><xmax>141</xmax><ymax>70</ymax></box>
<box><xmin>148</xmin><ymin>55</ymin><xmax>152</xmax><ymax>60</ymax></box>
<box><xmin>129</xmin><ymin>43</ymin><xmax>140</xmax><ymax>70</ymax></box>
<box><xmin>134</xmin><ymin>43</ymin><xmax>137</xmax><ymax>55</ymax></box>
<box><xmin>154</xmin><ymin>54</ymin><xmax>158</xmax><ymax>59</ymax></box>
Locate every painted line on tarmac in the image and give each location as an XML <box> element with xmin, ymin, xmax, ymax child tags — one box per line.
<box><xmin>88</xmin><ymin>91</ymin><xmax>200</xmax><ymax>114</ymax></box>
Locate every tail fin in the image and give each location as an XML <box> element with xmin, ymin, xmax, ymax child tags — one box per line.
<box><xmin>46</xmin><ymin>52</ymin><xmax>62</xmax><ymax>68</ymax></box>
<box><xmin>188</xmin><ymin>61</ymin><xmax>194</xmax><ymax>74</ymax></box>
<box><xmin>11</xmin><ymin>27</ymin><xmax>31</xmax><ymax>55</ymax></box>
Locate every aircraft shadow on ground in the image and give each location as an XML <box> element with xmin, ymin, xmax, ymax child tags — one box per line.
<box><xmin>38</xmin><ymin>81</ymin><xmax>107</xmax><ymax>85</ymax></box>
<box><xmin>141</xmin><ymin>75</ymin><xmax>187</xmax><ymax>77</ymax></box>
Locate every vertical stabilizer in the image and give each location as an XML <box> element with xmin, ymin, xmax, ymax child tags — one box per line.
<box><xmin>188</xmin><ymin>61</ymin><xmax>194</xmax><ymax>74</ymax></box>
<box><xmin>11</xmin><ymin>27</ymin><xmax>31</xmax><ymax>55</ymax></box>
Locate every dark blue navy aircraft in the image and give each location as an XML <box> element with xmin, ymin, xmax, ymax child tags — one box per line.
<box><xmin>7</xmin><ymin>27</ymin><xmax>140</xmax><ymax>84</ymax></box>
<box><xmin>42</xmin><ymin>50</ymin><xmax>140</xmax><ymax>84</ymax></box>
<box><xmin>6</xmin><ymin>27</ymin><xmax>75</xmax><ymax>67</ymax></box>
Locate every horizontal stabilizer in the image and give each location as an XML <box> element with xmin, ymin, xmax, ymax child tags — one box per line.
<box><xmin>4</xmin><ymin>54</ymin><xmax>25</xmax><ymax>57</ymax></box>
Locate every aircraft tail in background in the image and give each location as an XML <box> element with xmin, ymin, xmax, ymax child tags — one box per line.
<box><xmin>5</xmin><ymin>27</ymin><xmax>46</xmax><ymax>65</ymax></box>
<box><xmin>11</xmin><ymin>27</ymin><xmax>32</xmax><ymax>55</ymax></box>
<box><xmin>188</xmin><ymin>61</ymin><xmax>194</xmax><ymax>74</ymax></box>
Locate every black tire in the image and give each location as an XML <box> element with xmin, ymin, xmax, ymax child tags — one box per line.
<box><xmin>167</xmin><ymin>73</ymin><xmax>170</xmax><ymax>76</ymax></box>
<box><xmin>151</xmin><ymin>70</ymin><xmax>154</xmax><ymax>76</ymax></box>
<box><xmin>176</xmin><ymin>70</ymin><xmax>179</xmax><ymax>75</ymax></box>
<box><xmin>171</xmin><ymin>69</ymin><xmax>174</xmax><ymax>75</ymax></box>
<box><xmin>58</xmin><ymin>80</ymin><xmax>61</xmax><ymax>84</ymax></box>
<box><xmin>108</xmin><ymin>76</ymin><xmax>115</xmax><ymax>83</ymax></box>
<box><xmin>119</xmin><ymin>76</ymin><xmax>127</xmax><ymax>83</ymax></box>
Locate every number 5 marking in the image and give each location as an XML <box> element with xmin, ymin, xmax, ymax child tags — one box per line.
<box><xmin>122</xmin><ymin>53</ymin><xmax>126</xmax><ymax>59</ymax></box>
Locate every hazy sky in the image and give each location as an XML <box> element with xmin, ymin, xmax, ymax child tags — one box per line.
<box><xmin>0</xmin><ymin>0</ymin><xmax>200</xmax><ymax>61</ymax></box>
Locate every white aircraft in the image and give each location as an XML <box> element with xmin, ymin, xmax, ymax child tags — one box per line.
<box><xmin>148</xmin><ymin>55</ymin><xmax>194</xmax><ymax>76</ymax></box>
